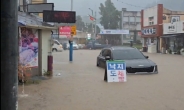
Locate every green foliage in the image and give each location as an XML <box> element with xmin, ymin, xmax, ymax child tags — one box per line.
<box><xmin>99</xmin><ymin>0</ymin><xmax>121</xmax><ymax>29</ymax></box>
<box><xmin>76</xmin><ymin>15</ymin><xmax>85</xmax><ymax>31</ymax></box>
<box><xmin>76</xmin><ymin>15</ymin><xmax>101</xmax><ymax>34</ymax></box>
<box><xmin>84</xmin><ymin>23</ymin><xmax>100</xmax><ymax>33</ymax></box>
<box><xmin>43</xmin><ymin>70</ymin><xmax>52</xmax><ymax>76</ymax></box>
<box><xmin>167</xmin><ymin>49</ymin><xmax>172</xmax><ymax>54</ymax></box>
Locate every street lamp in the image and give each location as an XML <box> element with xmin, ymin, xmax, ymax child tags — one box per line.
<box><xmin>89</xmin><ymin>8</ymin><xmax>93</xmax><ymax>16</ymax></box>
<box><xmin>88</xmin><ymin>8</ymin><xmax>97</xmax><ymax>39</ymax></box>
<box><xmin>89</xmin><ymin>8</ymin><xmax>94</xmax><ymax>37</ymax></box>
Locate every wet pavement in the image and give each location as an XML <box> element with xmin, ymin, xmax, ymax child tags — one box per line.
<box><xmin>18</xmin><ymin>50</ymin><xmax>184</xmax><ymax>110</ymax></box>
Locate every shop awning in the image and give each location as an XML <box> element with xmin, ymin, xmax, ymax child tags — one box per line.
<box><xmin>161</xmin><ymin>35</ymin><xmax>178</xmax><ymax>38</ymax></box>
<box><xmin>18</xmin><ymin>21</ymin><xmax>26</xmax><ymax>26</ymax></box>
<box><xmin>18</xmin><ymin>13</ymin><xmax>57</xmax><ymax>30</ymax></box>
<box><xmin>20</xmin><ymin>24</ymin><xmax>57</xmax><ymax>30</ymax></box>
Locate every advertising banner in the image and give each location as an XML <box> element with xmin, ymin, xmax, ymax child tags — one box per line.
<box><xmin>59</xmin><ymin>26</ymin><xmax>71</xmax><ymax>35</ymax></box>
<box><xmin>106</xmin><ymin>60</ymin><xmax>127</xmax><ymax>82</ymax></box>
<box><xmin>100</xmin><ymin>29</ymin><xmax>129</xmax><ymax>35</ymax></box>
<box><xmin>59</xmin><ymin>26</ymin><xmax>71</xmax><ymax>36</ymax></box>
<box><xmin>19</xmin><ymin>27</ymin><xmax>38</xmax><ymax>67</ymax></box>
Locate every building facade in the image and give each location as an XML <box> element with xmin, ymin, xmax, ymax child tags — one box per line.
<box><xmin>19</xmin><ymin>0</ymin><xmax>47</xmax><ymax>18</ymax></box>
<box><xmin>141</xmin><ymin>4</ymin><xmax>184</xmax><ymax>53</ymax></box>
<box><xmin>121</xmin><ymin>8</ymin><xmax>141</xmax><ymax>44</ymax></box>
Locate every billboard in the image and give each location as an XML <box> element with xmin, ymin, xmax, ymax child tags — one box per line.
<box><xmin>19</xmin><ymin>28</ymin><xmax>38</xmax><ymax>67</ymax></box>
<box><xmin>43</xmin><ymin>10</ymin><xmax>76</xmax><ymax>23</ymax></box>
<box><xmin>59</xmin><ymin>26</ymin><xmax>71</xmax><ymax>35</ymax></box>
<box><xmin>27</xmin><ymin>3</ymin><xmax>54</xmax><ymax>13</ymax></box>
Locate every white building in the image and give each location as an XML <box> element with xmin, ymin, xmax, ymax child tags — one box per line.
<box><xmin>121</xmin><ymin>8</ymin><xmax>141</xmax><ymax>44</ymax></box>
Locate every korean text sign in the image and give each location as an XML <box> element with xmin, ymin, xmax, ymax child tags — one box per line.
<box><xmin>106</xmin><ymin>60</ymin><xmax>127</xmax><ymax>82</ymax></box>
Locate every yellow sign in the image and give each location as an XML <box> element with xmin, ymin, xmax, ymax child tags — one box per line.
<box><xmin>71</xmin><ymin>25</ymin><xmax>76</xmax><ymax>35</ymax></box>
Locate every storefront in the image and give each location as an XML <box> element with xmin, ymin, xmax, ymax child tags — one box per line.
<box><xmin>162</xmin><ymin>21</ymin><xmax>184</xmax><ymax>54</ymax></box>
<box><xmin>141</xmin><ymin>25</ymin><xmax>161</xmax><ymax>53</ymax></box>
<box><xmin>18</xmin><ymin>12</ymin><xmax>57</xmax><ymax>76</ymax></box>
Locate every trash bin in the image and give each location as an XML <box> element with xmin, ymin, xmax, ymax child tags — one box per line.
<box><xmin>142</xmin><ymin>46</ymin><xmax>147</xmax><ymax>52</ymax></box>
<box><xmin>130</xmin><ymin>41</ymin><xmax>133</xmax><ymax>47</ymax></box>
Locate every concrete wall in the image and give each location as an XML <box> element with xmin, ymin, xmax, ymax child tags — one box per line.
<box><xmin>143</xmin><ymin>5</ymin><xmax>158</xmax><ymax>26</ymax></box>
<box><xmin>41</xmin><ymin>30</ymin><xmax>51</xmax><ymax>75</ymax></box>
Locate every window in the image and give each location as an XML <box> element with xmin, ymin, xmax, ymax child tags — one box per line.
<box><xmin>135</xmin><ymin>17</ymin><xmax>141</xmax><ymax>22</ymax></box>
<box><xmin>54</xmin><ymin>41</ymin><xmax>60</xmax><ymax>45</ymax></box>
<box><xmin>112</xmin><ymin>49</ymin><xmax>145</xmax><ymax>60</ymax></box>
<box><xmin>106</xmin><ymin>50</ymin><xmax>111</xmax><ymax>56</ymax></box>
<box><xmin>148</xmin><ymin>16</ymin><xmax>154</xmax><ymax>25</ymax></box>
<box><xmin>102</xmin><ymin>49</ymin><xmax>108</xmax><ymax>56</ymax></box>
<box><xmin>129</xmin><ymin>17</ymin><xmax>135</xmax><ymax>22</ymax></box>
<box><xmin>102</xmin><ymin>49</ymin><xmax>111</xmax><ymax>57</ymax></box>
<box><xmin>123</xmin><ymin>17</ymin><xmax>129</xmax><ymax>22</ymax></box>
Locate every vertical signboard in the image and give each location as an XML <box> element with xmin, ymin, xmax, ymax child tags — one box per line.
<box><xmin>106</xmin><ymin>60</ymin><xmax>127</xmax><ymax>82</ymax></box>
<box><xmin>71</xmin><ymin>25</ymin><xmax>76</xmax><ymax>35</ymax></box>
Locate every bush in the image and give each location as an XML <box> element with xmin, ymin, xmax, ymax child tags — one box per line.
<box><xmin>136</xmin><ymin>40</ymin><xmax>142</xmax><ymax>44</ymax></box>
<box><xmin>18</xmin><ymin>63</ymin><xmax>32</xmax><ymax>83</ymax></box>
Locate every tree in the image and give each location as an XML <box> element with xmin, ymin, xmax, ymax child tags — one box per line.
<box><xmin>76</xmin><ymin>15</ymin><xmax>85</xmax><ymax>31</ymax></box>
<box><xmin>99</xmin><ymin>0</ymin><xmax>121</xmax><ymax>29</ymax></box>
<box><xmin>83</xmin><ymin>23</ymin><xmax>100</xmax><ymax>34</ymax></box>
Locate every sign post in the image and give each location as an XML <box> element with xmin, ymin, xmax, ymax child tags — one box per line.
<box><xmin>104</xmin><ymin>60</ymin><xmax>127</xmax><ymax>82</ymax></box>
<box><xmin>69</xmin><ymin>25</ymin><xmax>76</xmax><ymax>62</ymax></box>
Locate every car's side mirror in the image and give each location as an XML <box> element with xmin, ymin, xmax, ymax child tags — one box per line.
<box><xmin>145</xmin><ymin>56</ymin><xmax>149</xmax><ymax>59</ymax></box>
<box><xmin>105</xmin><ymin>56</ymin><xmax>111</xmax><ymax>60</ymax></box>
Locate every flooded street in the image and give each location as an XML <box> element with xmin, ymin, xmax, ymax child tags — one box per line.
<box><xmin>18</xmin><ymin>50</ymin><xmax>184</xmax><ymax>110</ymax></box>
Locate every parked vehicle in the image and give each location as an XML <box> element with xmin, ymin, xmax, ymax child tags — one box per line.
<box><xmin>66</xmin><ymin>42</ymin><xmax>79</xmax><ymax>50</ymax></box>
<box><xmin>52</xmin><ymin>40</ymin><xmax>63</xmax><ymax>52</ymax></box>
<box><xmin>86</xmin><ymin>40</ymin><xmax>111</xmax><ymax>49</ymax></box>
<box><xmin>62</xmin><ymin>42</ymin><xmax>68</xmax><ymax>50</ymax></box>
<box><xmin>78</xmin><ymin>44</ymin><xmax>85</xmax><ymax>49</ymax></box>
<box><xmin>96</xmin><ymin>46</ymin><xmax>158</xmax><ymax>74</ymax></box>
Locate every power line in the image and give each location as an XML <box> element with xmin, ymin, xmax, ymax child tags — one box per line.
<box><xmin>116</xmin><ymin>0</ymin><xmax>147</xmax><ymax>8</ymax></box>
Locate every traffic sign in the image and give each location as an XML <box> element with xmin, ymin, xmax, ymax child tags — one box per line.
<box><xmin>71</xmin><ymin>25</ymin><xmax>76</xmax><ymax>35</ymax></box>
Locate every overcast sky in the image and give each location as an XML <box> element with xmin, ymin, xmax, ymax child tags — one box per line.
<box><xmin>46</xmin><ymin>0</ymin><xmax>183</xmax><ymax>25</ymax></box>
<box><xmin>47</xmin><ymin>0</ymin><xmax>158</xmax><ymax>16</ymax></box>
<box><xmin>47</xmin><ymin>0</ymin><xmax>183</xmax><ymax>17</ymax></box>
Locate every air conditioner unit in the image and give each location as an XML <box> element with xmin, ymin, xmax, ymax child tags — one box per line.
<box><xmin>171</xmin><ymin>16</ymin><xmax>180</xmax><ymax>23</ymax></box>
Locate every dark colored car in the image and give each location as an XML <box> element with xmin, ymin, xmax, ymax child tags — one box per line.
<box><xmin>86</xmin><ymin>40</ymin><xmax>111</xmax><ymax>49</ymax></box>
<box><xmin>62</xmin><ymin>42</ymin><xmax>68</xmax><ymax>50</ymax></box>
<box><xmin>96</xmin><ymin>46</ymin><xmax>158</xmax><ymax>74</ymax></box>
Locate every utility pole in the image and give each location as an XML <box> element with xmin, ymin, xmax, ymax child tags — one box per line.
<box><xmin>71</xmin><ymin>0</ymin><xmax>73</xmax><ymax>11</ymax></box>
<box><xmin>89</xmin><ymin>8</ymin><xmax>94</xmax><ymax>39</ymax></box>
<box><xmin>1</xmin><ymin>0</ymin><xmax>18</xmax><ymax>110</ymax></box>
<box><xmin>69</xmin><ymin>0</ymin><xmax>73</xmax><ymax>62</ymax></box>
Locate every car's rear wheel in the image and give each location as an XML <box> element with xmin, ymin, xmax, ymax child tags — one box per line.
<box><xmin>96</xmin><ymin>60</ymin><xmax>100</xmax><ymax>67</ymax></box>
<box><xmin>52</xmin><ymin>48</ymin><xmax>57</xmax><ymax>52</ymax></box>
